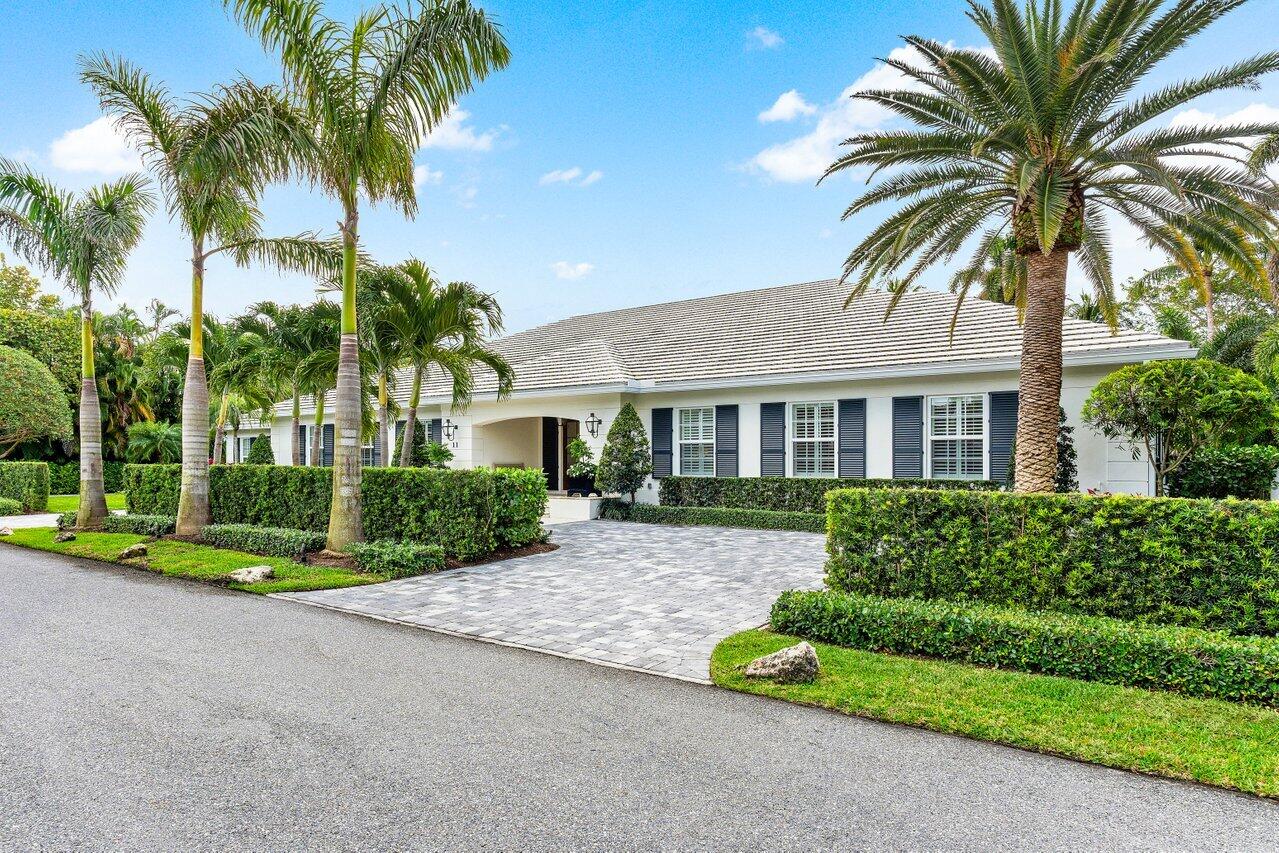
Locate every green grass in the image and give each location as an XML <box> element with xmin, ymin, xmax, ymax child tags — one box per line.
<box><xmin>713</xmin><ymin>630</ymin><xmax>1279</xmax><ymax>798</ymax></box>
<box><xmin>0</xmin><ymin>527</ymin><xmax>388</xmax><ymax>594</ymax></box>
<box><xmin>45</xmin><ymin>493</ymin><xmax>126</xmax><ymax>513</ymax></box>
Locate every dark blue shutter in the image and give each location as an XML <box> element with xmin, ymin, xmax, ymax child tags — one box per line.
<box><xmin>989</xmin><ymin>391</ymin><xmax>1018</xmax><ymax>485</ymax></box>
<box><xmin>714</xmin><ymin>404</ymin><xmax>738</xmax><ymax>477</ymax></box>
<box><xmin>651</xmin><ymin>408</ymin><xmax>673</xmax><ymax>478</ymax></box>
<box><xmin>322</xmin><ymin>423</ymin><xmax>335</xmax><ymax>467</ymax></box>
<box><xmin>760</xmin><ymin>402</ymin><xmax>786</xmax><ymax>477</ymax></box>
<box><xmin>372</xmin><ymin>424</ymin><xmax>382</xmax><ymax>466</ymax></box>
<box><xmin>428</xmin><ymin>418</ymin><xmax>442</xmax><ymax>444</ymax></box>
<box><xmin>838</xmin><ymin>399</ymin><xmax>867</xmax><ymax>478</ymax></box>
<box><xmin>892</xmin><ymin>396</ymin><xmax>924</xmax><ymax>478</ymax></box>
<box><xmin>297</xmin><ymin>425</ymin><xmax>305</xmax><ymax>464</ymax></box>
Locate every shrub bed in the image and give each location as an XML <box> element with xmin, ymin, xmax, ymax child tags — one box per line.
<box><xmin>826</xmin><ymin>487</ymin><xmax>1279</xmax><ymax>636</ymax></box>
<box><xmin>492</xmin><ymin>467</ymin><xmax>551</xmax><ymax>548</ymax></box>
<box><xmin>659</xmin><ymin>474</ymin><xmax>1000</xmax><ymax>513</ymax></box>
<box><xmin>48</xmin><ymin>461</ymin><xmax>125</xmax><ymax>495</ymax></box>
<box><xmin>347</xmin><ymin>539</ymin><xmax>446</xmax><ymax>578</ymax></box>
<box><xmin>56</xmin><ymin>511</ymin><xmax>77</xmax><ymax>530</ymax></box>
<box><xmin>101</xmin><ymin>514</ymin><xmax>176</xmax><ymax>537</ymax></box>
<box><xmin>0</xmin><ymin>461</ymin><xmax>49</xmax><ymax>512</ymax></box>
<box><xmin>362</xmin><ymin>467</ymin><xmax>497</xmax><ymax>560</ymax></box>
<box><xmin>201</xmin><ymin>523</ymin><xmax>326</xmax><ymax>559</ymax></box>
<box><xmin>772</xmin><ymin>590</ymin><xmax>1279</xmax><ymax>707</ymax></box>
<box><xmin>0</xmin><ymin>497</ymin><xmax>21</xmax><ymax>516</ymax></box>
<box><xmin>601</xmin><ymin>499</ymin><xmax>826</xmax><ymax>532</ymax></box>
<box><xmin>1168</xmin><ymin>445</ymin><xmax>1279</xmax><ymax>500</ymax></box>
<box><xmin>124</xmin><ymin>464</ymin><xmax>181</xmax><ymax>515</ymax></box>
<box><xmin>209</xmin><ymin>464</ymin><xmax>332</xmax><ymax>532</ymax></box>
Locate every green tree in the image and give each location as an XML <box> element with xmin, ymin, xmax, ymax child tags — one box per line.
<box><xmin>126</xmin><ymin>420</ymin><xmax>181</xmax><ymax>463</ymax></box>
<box><xmin>245</xmin><ymin>434</ymin><xmax>275</xmax><ymax>464</ymax></box>
<box><xmin>0</xmin><ymin>305</ymin><xmax>80</xmax><ymax>392</ymax></box>
<box><xmin>0</xmin><ymin>251</ymin><xmax>56</xmax><ymax>311</ymax></box>
<box><xmin>596</xmin><ymin>403</ymin><xmax>652</xmax><ymax>503</ymax></box>
<box><xmin>82</xmin><ymin>55</ymin><xmax>341</xmax><ymax>535</ymax></box>
<box><xmin>1082</xmin><ymin>359</ymin><xmax>1274</xmax><ymax>496</ymax></box>
<box><xmin>95</xmin><ymin>308</ymin><xmax>158</xmax><ymax>459</ymax></box>
<box><xmin>1199</xmin><ymin>313</ymin><xmax>1274</xmax><ymax>373</ymax></box>
<box><xmin>0</xmin><ymin>160</ymin><xmax>153</xmax><ymax>526</ymax></box>
<box><xmin>227</xmin><ymin>0</ymin><xmax>511</xmax><ymax>549</ymax></box>
<box><xmin>1129</xmin><ymin>235</ymin><xmax>1273</xmax><ymax>339</ymax></box>
<box><xmin>0</xmin><ymin>345</ymin><xmax>74</xmax><ymax>457</ymax></box>
<box><xmin>824</xmin><ymin>0</ymin><xmax>1279</xmax><ymax>493</ymax></box>
<box><xmin>566</xmin><ymin>437</ymin><xmax>597</xmax><ymax>481</ymax></box>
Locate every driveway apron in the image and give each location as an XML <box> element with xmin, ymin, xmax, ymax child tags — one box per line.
<box><xmin>278</xmin><ymin>520</ymin><xmax>827</xmax><ymax>682</ymax></box>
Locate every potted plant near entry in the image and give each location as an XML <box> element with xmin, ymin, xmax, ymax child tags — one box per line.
<box><xmin>565</xmin><ymin>437</ymin><xmax>601</xmax><ymax>497</ymax></box>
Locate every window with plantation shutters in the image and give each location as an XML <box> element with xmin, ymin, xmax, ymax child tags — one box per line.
<box><xmin>678</xmin><ymin>407</ymin><xmax>715</xmax><ymax>476</ymax></box>
<box><xmin>928</xmin><ymin>395</ymin><xmax>984</xmax><ymax>479</ymax></box>
<box><xmin>792</xmin><ymin>401</ymin><xmax>836</xmax><ymax>477</ymax></box>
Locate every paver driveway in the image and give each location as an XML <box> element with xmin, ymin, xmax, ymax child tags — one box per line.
<box><xmin>280</xmin><ymin>520</ymin><xmax>827</xmax><ymax>682</ymax></box>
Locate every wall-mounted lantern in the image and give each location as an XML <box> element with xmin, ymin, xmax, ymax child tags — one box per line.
<box><xmin>585</xmin><ymin>412</ymin><xmax>603</xmax><ymax>438</ymax></box>
<box><xmin>442</xmin><ymin>418</ymin><xmax>458</xmax><ymax>442</ymax></box>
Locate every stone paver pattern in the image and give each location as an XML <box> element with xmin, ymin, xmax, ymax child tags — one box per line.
<box><xmin>280</xmin><ymin>520</ymin><xmax>827</xmax><ymax>682</ymax></box>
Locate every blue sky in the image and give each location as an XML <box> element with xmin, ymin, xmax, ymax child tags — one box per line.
<box><xmin>2</xmin><ymin>0</ymin><xmax>1278</xmax><ymax>333</ymax></box>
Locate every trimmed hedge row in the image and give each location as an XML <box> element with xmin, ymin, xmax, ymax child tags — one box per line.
<box><xmin>0</xmin><ymin>461</ymin><xmax>49</xmax><ymax>512</ymax></box>
<box><xmin>201</xmin><ymin>524</ymin><xmax>326</xmax><ymax>559</ymax></box>
<box><xmin>101</xmin><ymin>514</ymin><xmax>175</xmax><ymax>537</ymax></box>
<box><xmin>1168</xmin><ymin>445</ymin><xmax>1279</xmax><ymax>500</ymax></box>
<box><xmin>826</xmin><ymin>487</ymin><xmax>1279</xmax><ymax>637</ymax></box>
<box><xmin>0</xmin><ymin>497</ymin><xmax>21</xmax><ymax>516</ymax></box>
<box><xmin>347</xmin><ymin>540</ymin><xmax>446</xmax><ymax>578</ymax></box>
<box><xmin>771</xmin><ymin>590</ymin><xmax>1279</xmax><ymax>707</ymax></box>
<box><xmin>124</xmin><ymin>464</ymin><xmax>548</xmax><ymax>561</ymax></box>
<box><xmin>601</xmin><ymin>499</ymin><xmax>826</xmax><ymax>533</ymax></box>
<box><xmin>48</xmin><ymin>461</ymin><xmax>125</xmax><ymax>495</ymax></box>
<box><xmin>659</xmin><ymin>475</ymin><xmax>1000</xmax><ymax>513</ymax></box>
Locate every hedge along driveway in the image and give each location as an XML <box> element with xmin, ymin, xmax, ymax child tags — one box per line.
<box><xmin>124</xmin><ymin>464</ymin><xmax>548</xmax><ymax>561</ymax></box>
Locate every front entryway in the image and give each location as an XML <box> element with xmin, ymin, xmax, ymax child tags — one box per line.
<box><xmin>278</xmin><ymin>521</ymin><xmax>827</xmax><ymax>682</ymax></box>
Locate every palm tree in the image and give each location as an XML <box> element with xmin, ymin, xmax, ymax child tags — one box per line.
<box><xmin>823</xmin><ymin>0</ymin><xmax>1279</xmax><ymax>492</ymax></box>
<box><xmin>347</xmin><ymin>267</ymin><xmax>406</xmax><ymax>466</ymax></box>
<box><xmin>81</xmin><ymin>54</ymin><xmax>343</xmax><ymax>535</ymax></box>
<box><xmin>948</xmin><ymin>233</ymin><xmax>1025</xmax><ymax>321</ymax></box>
<box><xmin>126</xmin><ymin>420</ymin><xmax>182</xmax><ymax>463</ymax></box>
<box><xmin>376</xmin><ymin>259</ymin><xmax>513</xmax><ymax>466</ymax></box>
<box><xmin>227</xmin><ymin>0</ymin><xmax>511</xmax><ymax>548</ymax></box>
<box><xmin>0</xmin><ymin>161</ymin><xmax>153</xmax><ymax>526</ymax></box>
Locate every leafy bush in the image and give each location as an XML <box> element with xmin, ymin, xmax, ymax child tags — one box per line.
<box><xmin>826</xmin><ymin>487</ymin><xmax>1279</xmax><ymax>637</ymax></box>
<box><xmin>771</xmin><ymin>590</ymin><xmax>1279</xmax><ymax>707</ymax></box>
<box><xmin>601</xmin><ymin>499</ymin><xmax>826</xmax><ymax>533</ymax></box>
<box><xmin>123</xmin><ymin>464</ymin><xmax>181</xmax><ymax>515</ymax></box>
<box><xmin>125</xmin><ymin>421</ymin><xmax>181</xmax><ymax>463</ymax></box>
<box><xmin>0</xmin><ymin>496</ymin><xmax>21</xmax><ymax>515</ymax></box>
<box><xmin>209</xmin><ymin>464</ymin><xmax>332</xmax><ymax>532</ymax></box>
<box><xmin>201</xmin><ymin>523</ymin><xmax>326</xmax><ymax>559</ymax></box>
<box><xmin>347</xmin><ymin>539</ymin><xmax>445</xmax><ymax>578</ymax></box>
<box><xmin>660</xmin><ymin>474</ymin><xmax>1000</xmax><ymax>514</ymax></box>
<box><xmin>0</xmin><ymin>460</ymin><xmax>49</xmax><ymax>512</ymax></box>
<box><xmin>0</xmin><ymin>345</ymin><xmax>73</xmax><ymax>456</ymax></box>
<box><xmin>101</xmin><ymin>514</ymin><xmax>176</xmax><ymax>536</ymax></box>
<box><xmin>491</xmin><ymin>467</ymin><xmax>549</xmax><ymax>547</ymax></box>
<box><xmin>597</xmin><ymin>402</ymin><xmax>651</xmax><ymax>501</ymax></box>
<box><xmin>56</xmin><ymin>511</ymin><xmax>77</xmax><ymax>530</ymax></box>
<box><xmin>1168</xmin><ymin>445</ymin><xmax>1279</xmax><ymax>500</ymax></box>
<box><xmin>362</xmin><ymin>467</ymin><xmax>497</xmax><ymax>560</ymax></box>
<box><xmin>245</xmin><ymin>435</ymin><xmax>275</xmax><ymax>465</ymax></box>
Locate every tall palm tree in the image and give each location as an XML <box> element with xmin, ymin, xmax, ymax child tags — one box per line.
<box><xmin>227</xmin><ymin>0</ymin><xmax>510</xmax><ymax>548</ymax></box>
<box><xmin>0</xmin><ymin>162</ymin><xmax>153</xmax><ymax>525</ymax></box>
<box><xmin>824</xmin><ymin>0</ymin><xmax>1279</xmax><ymax>492</ymax></box>
<box><xmin>377</xmin><ymin>259</ymin><xmax>514</xmax><ymax>466</ymax></box>
<box><xmin>81</xmin><ymin>54</ymin><xmax>343</xmax><ymax>535</ymax></box>
<box><xmin>346</xmin><ymin>267</ymin><xmax>406</xmax><ymax>466</ymax></box>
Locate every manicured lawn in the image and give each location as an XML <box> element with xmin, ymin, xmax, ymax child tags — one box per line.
<box><xmin>46</xmin><ymin>493</ymin><xmax>127</xmax><ymax>513</ymax></box>
<box><xmin>0</xmin><ymin>527</ymin><xmax>388</xmax><ymax>594</ymax></box>
<box><xmin>712</xmin><ymin>630</ymin><xmax>1279</xmax><ymax>798</ymax></box>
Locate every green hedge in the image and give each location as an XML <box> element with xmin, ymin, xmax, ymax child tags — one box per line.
<box><xmin>201</xmin><ymin>523</ymin><xmax>326</xmax><ymax>559</ymax></box>
<box><xmin>601</xmin><ymin>499</ymin><xmax>826</xmax><ymax>533</ymax></box>
<box><xmin>826</xmin><ymin>487</ymin><xmax>1279</xmax><ymax>637</ymax></box>
<box><xmin>101</xmin><ymin>514</ymin><xmax>176</xmax><ymax>537</ymax></box>
<box><xmin>1168</xmin><ymin>445</ymin><xmax>1279</xmax><ymax>500</ymax></box>
<box><xmin>347</xmin><ymin>540</ymin><xmax>446</xmax><ymax>578</ymax></box>
<box><xmin>124</xmin><ymin>463</ymin><xmax>546</xmax><ymax>561</ymax></box>
<box><xmin>48</xmin><ymin>461</ymin><xmax>125</xmax><ymax>495</ymax></box>
<box><xmin>772</xmin><ymin>590</ymin><xmax>1279</xmax><ymax>707</ymax></box>
<box><xmin>0</xmin><ymin>461</ymin><xmax>49</xmax><ymax>512</ymax></box>
<box><xmin>0</xmin><ymin>497</ymin><xmax>21</xmax><ymax>516</ymax></box>
<box><xmin>659</xmin><ymin>475</ymin><xmax>1001</xmax><ymax>513</ymax></box>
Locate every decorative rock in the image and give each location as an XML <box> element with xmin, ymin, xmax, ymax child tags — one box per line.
<box><xmin>119</xmin><ymin>543</ymin><xmax>148</xmax><ymax>560</ymax></box>
<box><xmin>0</xmin><ymin>526</ymin><xmax>12</xmax><ymax>536</ymax></box>
<box><xmin>229</xmin><ymin>565</ymin><xmax>274</xmax><ymax>584</ymax></box>
<box><xmin>744</xmin><ymin>641</ymin><xmax>820</xmax><ymax>684</ymax></box>
<box><xmin>54</xmin><ymin>531</ymin><xmax>76</xmax><ymax>543</ymax></box>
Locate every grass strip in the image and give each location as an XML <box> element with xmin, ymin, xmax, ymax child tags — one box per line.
<box><xmin>712</xmin><ymin>630</ymin><xmax>1279</xmax><ymax>798</ymax></box>
<box><xmin>0</xmin><ymin>527</ymin><xmax>386</xmax><ymax>594</ymax></box>
<box><xmin>46</xmin><ymin>493</ymin><xmax>127</xmax><ymax>513</ymax></box>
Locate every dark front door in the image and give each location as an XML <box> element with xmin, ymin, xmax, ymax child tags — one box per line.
<box><xmin>541</xmin><ymin>417</ymin><xmax>560</xmax><ymax>490</ymax></box>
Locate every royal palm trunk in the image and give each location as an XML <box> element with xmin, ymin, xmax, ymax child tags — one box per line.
<box><xmin>212</xmin><ymin>390</ymin><xmax>229</xmax><ymax>465</ymax></box>
<box><xmin>377</xmin><ymin>373</ymin><xmax>389</xmax><ymax>468</ymax></box>
<box><xmin>291</xmin><ymin>391</ymin><xmax>302</xmax><ymax>466</ymax></box>
<box><xmin>310</xmin><ymin>396</ymin><xmax>325</xmax><ymax>467</ymax></box>
<box><xmin>176</xmin><ymin>253</ymin><xmax>211</xmax><ymax>535</ymax></box>
<box><xmin>327</xmin><ymin>210</ymin><xmax>364</xmax><ymax>549</ymax></box>
<box><xmin>1014</xmin><ymin>248</ymin><xmax>1070</xmax><ymax>493</ymax></box>
<box><xmin>76</xmin><ymin>290</ymin><xmax>108</xmax><ymax>528</ymax></box>
<box><xmin>399</xmin><ymin>367</ymin><xmax>422</xmax><ymax>467</ymax></box>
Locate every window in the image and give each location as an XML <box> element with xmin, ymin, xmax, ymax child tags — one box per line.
<box><xmin>929</xmin><ymin>395</ymin><xmax>984</xmax><ymax>479</ymax></box>
<box><xmin>361</xmin><ymin>442</ymin><xmax>375</xmax><ymax>466</ymax></box>
<box><xmin>239</xmin><ymin>436</ymin><xmax>254</xmax><ymax>462</ymax></box>
<box><xmin>792</xmin><ymin>402</ymin><xmax>835</xmax><ymax>477</ymax></box>
<box><xmin>678</xmin><ymin>407</ymin><xmax>715</xmax><ymax>476</ymax></box>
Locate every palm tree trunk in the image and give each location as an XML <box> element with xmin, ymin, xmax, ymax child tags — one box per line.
<box><xmin>76</xmin><ymin>289</ymin><xmax>108</xmax><ymax>528</ymax></box>
<box><xmin>1204</xmin><ymin>275</ymin><xmax>1216</xmax><ymax>339</ymax></box>
<box><xmin>327</xmin><ymin>206</ymin><xmax>364</xmax><ymax>550</ymax></box>
<box><xmin>310</xmin><ymin>396</ymin><xmax>325</xmax><ymax>467</ymax></box>
<box><xmin>232</xmin><ymin>426</ymin><xmax>240</xmax><ymax>463</ymax></box>
<box><xmin>212</xmin><ymin>390</ymin><xmax>229</xmax><ymax>465</ymax></box>
<box><xmin>399</xmin><ymin>367</ymin><xmax>422</xmax><ymax>467</ymax></box>
<box><xmin>377</xmin><ymin>372</ymin><xmax>389</xmax><ymax>468</ymax></box>
<box><xmin>176</xmin><ymin>253</ymin><xmax>211</xmax><ymax>535</ymax></box>
<box><xmin>1014</xmin><ymin>248</ymin><xmax>1070</xmax><ymax>493</ymax></box>
<box><xmin>291</xmin><ymin>390</ymin><xmax>302</xmax><ymax>466</ymax></box>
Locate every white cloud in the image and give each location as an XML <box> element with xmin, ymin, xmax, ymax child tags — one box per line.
<box><xmin>455</xmin><ymin>185</ymin><xmax>478</xmax><ymax>208</ymax></box>
<box><xmin>413</xmin><ymin>164</ymin><xmax>443</xmax><ymax>188</ymax></box>
<box><xmin>539</xmin><ymin>166</ymin><xmax>603</xmax><ymax>187</ymax></box>
<box><xmin>48</xmin><ymin>116</ymin><xmax>141</xmax><ymax>174</ymax></box>
<box><xmin>551</xmin><ymin>261</ymin><xmax>594</xmax><ymax>279</ymax></box>
<box><xmin>422</xmin><ymin>109</ymin><xmax>499</xmax><ymax>151</ymax></box>
<box><xmin>748</xmin><ymin>45</ymin><xmax>993</xmax><ymax>183</ymax></box>
<box><xmin>1166</xmin><ymin>103</ymin><xmax>1279</xmax><ymax>174</ymax></box>
<box><xmin>747</xmin><ymin>26</ymin><xmax>783</xmax><ymax>50</ymax></box>
<box><xmin>758</xmin><ymin>90</ymin><xmax>817</xmax><ymax>123</ymax></box>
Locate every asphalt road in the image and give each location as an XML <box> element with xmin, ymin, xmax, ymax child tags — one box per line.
<box><xmin>2</xmin><ymin>545</ymin><xmax>1276</xmax><ymax>851</ymax></box>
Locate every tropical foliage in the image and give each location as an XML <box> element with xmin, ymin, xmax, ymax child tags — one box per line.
<box><xmin>0</xmin><ymin>345</ymin><xmax>73</xmax><ymax>457</ymax></box>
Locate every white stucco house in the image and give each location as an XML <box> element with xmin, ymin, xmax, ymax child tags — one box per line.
<box><xmin>238</xmin><ymin>279</ymin><xmax>1192</xmax><ymax>503</ymax></box>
